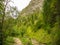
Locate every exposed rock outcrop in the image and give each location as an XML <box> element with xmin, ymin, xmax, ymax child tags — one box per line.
<box><xmin>20</xmin><ymin>0</ymin><xmax>44</xmax><ymax>16</ymax></box>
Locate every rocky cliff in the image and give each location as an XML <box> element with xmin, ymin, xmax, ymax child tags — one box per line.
<box><xmin>20</xmin><ymin>0</ymin><xmax>44</xmax><ymax>16</ymax></box>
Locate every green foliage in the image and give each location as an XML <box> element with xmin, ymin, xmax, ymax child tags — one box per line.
<box><xmin>21</xmin><ymin>37</ymin><xmax>32</xmax><ymax>45</ymax></box>
<box><xmin>4</xmin><ymin>36</ymin><xmax>14</xmax><ymax>45</ymax></box>
<box><xmin>43</xmin><ymin>0</ymin><xmax>60</xmax><ymax>45</ymax></box>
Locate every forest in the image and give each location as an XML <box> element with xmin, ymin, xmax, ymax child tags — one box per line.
<box><xmin>0</xmin><ymin>0</ymin><xmax>60</xmax><ymax>45</ymax></box>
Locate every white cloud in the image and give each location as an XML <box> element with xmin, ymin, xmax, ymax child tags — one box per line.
<box><xmin>9</xmin><ymin>0</ymin><xmax>31</xmax><ymax>11</ymax></box>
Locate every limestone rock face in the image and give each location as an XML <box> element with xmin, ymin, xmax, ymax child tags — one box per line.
<box><xmin>20</xmin><ymin>0</ymin><xmax>44</xmax><ymax>16</ymax></box>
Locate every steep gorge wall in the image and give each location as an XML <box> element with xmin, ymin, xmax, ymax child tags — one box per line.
<box><xmin>20</xmin><ymin>0</ymin><xmax>44</xmax><ymax>15</ymax></box>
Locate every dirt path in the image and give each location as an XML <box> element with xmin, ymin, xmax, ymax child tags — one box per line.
<box><xmin>13</xmin><ymin>37</ymin><xmax>46</xmax><ymax>45</ymax></box>
<box><xmin>31</xmin><ymin>39</ymin><xmax>39</xmax><ymax>45</ymax></box>
<box><xmin>13</xmin><ymin>37</ymin><xmax>22</xmax><ymax>45</ymax></box>
<box><xmin>31</xmin><ymin>39</ymin><xmax>46</xmax><ymax>45</ymax></box>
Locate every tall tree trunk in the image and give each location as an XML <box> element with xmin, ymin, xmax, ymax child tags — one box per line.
<box><xmin>0</xmin><ymin>0</ymin><xmax>5</xmax><ymax>45</ymax></box>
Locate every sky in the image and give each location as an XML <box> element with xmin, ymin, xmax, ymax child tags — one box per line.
<box><xmin>8</xmin><ymin>0</ymin><xmax>31</xmax><ymax>19</ymax></box>
<box><xmin>9</xmin><ymin>0</ymin><xmax>31</xmax><ymax>11</ymax></box>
